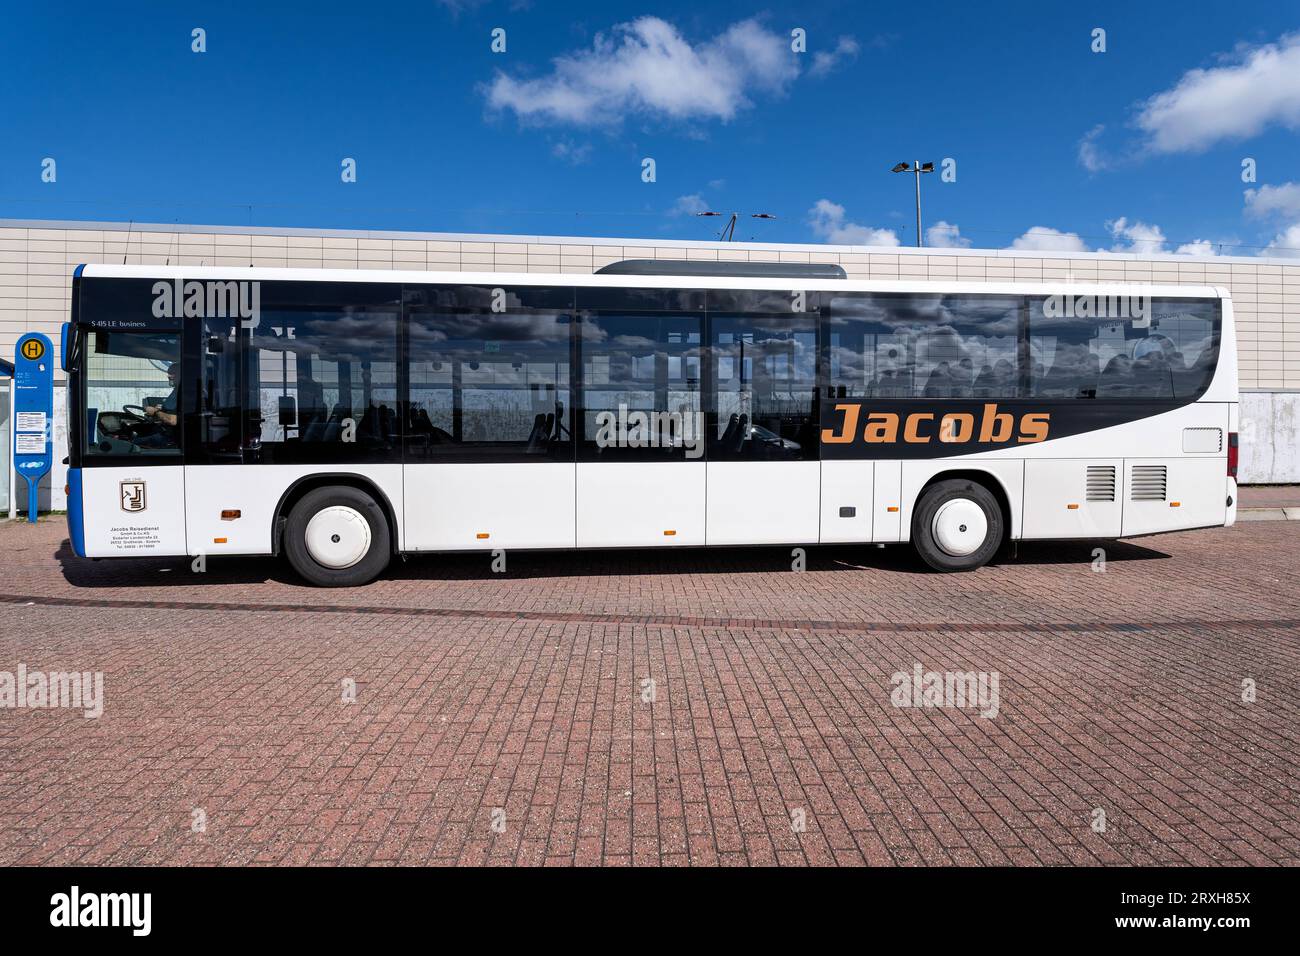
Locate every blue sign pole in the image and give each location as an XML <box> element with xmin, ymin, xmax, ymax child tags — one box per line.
<box><xmin>13</xmin><ymin>333</ymin><xmax>54</xmax><ymax>523</ymax></box>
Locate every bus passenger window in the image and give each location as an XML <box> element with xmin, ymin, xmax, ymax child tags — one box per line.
<box><xmin>246</xmin><ymin>300</ymin><xmax>401</xmax><ymax>464</ymax></box>
<box><xmin>406</xmin><ymin>285</ymin><xmax>574</xmax><ymax>463</ymax></box>
<box><xmin>1029</xmin><ymin>296</ymin><xmax>1219</xmax><ymax>400</ymax></box>
<box><xmin>825</xmin><ymin>293</ymin><xmax>1022</xmax><ymax>401</ymax></box>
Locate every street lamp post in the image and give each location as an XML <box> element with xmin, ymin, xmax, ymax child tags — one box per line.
<box><xmin>891</xmin><ymin>161</ymin><xmax>934</xmax><ymax>248</ymax></box>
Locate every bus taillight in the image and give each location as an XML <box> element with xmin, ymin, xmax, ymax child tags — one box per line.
<box><xmin>1227</xmin><ymin>432</ymin><xmax>1239</xmax><ymax>478</ymax></box>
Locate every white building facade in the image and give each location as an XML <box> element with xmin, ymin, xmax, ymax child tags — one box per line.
<box><xmin>2</xmin><ymin>218</ymin><xmax>1298</xmax><ymax>512</ymax></box>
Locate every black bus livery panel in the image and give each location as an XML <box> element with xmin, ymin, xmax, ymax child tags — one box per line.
<box><xmin>69</xmin><ymin>276</ymin><xmax>1221</xmax><ymax>468</ymax></box>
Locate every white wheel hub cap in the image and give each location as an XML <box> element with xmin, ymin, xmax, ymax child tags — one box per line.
<box><xmin>931</xmin><ymin>498</ymin><xmax>987</xmax><ymax>557</ymax></box>
<box><xmin>304</xmin><ymin>506</ymin><xmax>372</xmax><ymax>569</ymax></box>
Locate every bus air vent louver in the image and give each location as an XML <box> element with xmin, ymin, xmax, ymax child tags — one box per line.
<box><xmin>1130</xmin><ymin>465</ymin><xmax>1167</xmax><ymax>502</ymax></box>
<box><xmin>1086</xmin><ymin>465</ymin><xmax>1116</xmax><ymax>502</ymax></box>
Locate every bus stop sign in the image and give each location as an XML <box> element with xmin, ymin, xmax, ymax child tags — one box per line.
<box><xmin>13</xmin><ymin>333</ymin><xmax>54</xmax><ymax>523</ymax></box>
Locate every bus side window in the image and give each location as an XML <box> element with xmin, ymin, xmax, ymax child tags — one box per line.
<box><xmin>407</xmin><ymin>284</ymin><xmax>574</xmax><ymax>463</ymax></box>
<box><xmin>1029</xmin><ymin>296</ymin><xmax>1220</xmax><ymax>400</ymax></box>
<box><xmin>246</xmin><ymin>303</ymin><xmax>400</xmax><ymax>464</ymax></box>
<box><xmin>824</xmin><ymin>293</ymin><xmax>1022</xmax><ymax>401</ymax></box>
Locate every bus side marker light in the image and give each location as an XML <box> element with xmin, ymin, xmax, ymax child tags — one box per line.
<box><xmin>476</xmin><ymin>533</ymin><xmax>490</xmax><ymax>539</ymax></box>
<box><xmin>213</xmin><ymin>537</ymin><xmax>227</xmax><ymax>544</ymax></box>
<box><xmin>886</xmin><ymin>506</ymin><xmax>899</xmax><ymax>513</ymax></box>
<box><xmin>1169</xmin><ymin>501</ymin><xmax>1180</xmax><ymax>507</ymax></box>
<box><xmin>221</xmin><ymin>510</ymin><xmax>241</xmax><ymax>520</ymax></box>
<box><xmin>1066</xmin><ymin>504</ymin><xmax>1079</xmax><ymax>510</ymax></box>
<box><xmin>663</xmin><ymin>529</ymin><xmax>676</xmax><ymax>536</ymax></box>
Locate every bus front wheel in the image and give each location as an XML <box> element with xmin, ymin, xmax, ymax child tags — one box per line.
<box><xmin>911</xmin><ymin>479</ymin><xmax>1004</xmax><ymax>572</ymax></box>
<box><xmin>284</xmin><ymin>486</ymin><xmax>391</xmax><ymax>587</ymax></box>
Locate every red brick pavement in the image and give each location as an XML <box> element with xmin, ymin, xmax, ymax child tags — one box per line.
<box><xmin>1238</xmin><ymin>484</ymin><xmax>1300</xmax><ymax>509</ymax></box>
<box><xmin>0</xmin><ymin>518</ymin><xmax>1298</xmax><ymax>866</ymax></box>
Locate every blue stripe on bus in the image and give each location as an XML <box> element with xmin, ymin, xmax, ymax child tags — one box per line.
<box><xmin>66</xmin><ymin>468</ymin><xmax>86</xmax><ymax>557</ymax></box>
<box><xmin>73</xmin><ymin>264</ymin><xmax>85</xmax><ymax>278</ymax></box>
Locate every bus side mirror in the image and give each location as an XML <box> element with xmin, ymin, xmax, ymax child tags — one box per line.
<box><xmin>60</xmin><ymin>323</ymin><xmax>71</xmax><ymax>371</ymax></box>
<box><xmin>278</xmin><ymin>396</ymin><xmax>297</xmax><ymax>427</ymax></box>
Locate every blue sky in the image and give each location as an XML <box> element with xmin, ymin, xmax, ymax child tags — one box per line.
<box><xmin>2</xmin><ymin>1</ymin><xmax>1298</xmax><ymax>255</ymax></box>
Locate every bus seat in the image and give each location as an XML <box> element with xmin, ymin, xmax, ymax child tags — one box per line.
<box><xmin>303</xmin><ymin>421</ymin><xmax>325</xmax><ymax>442</ymax></box>
<box><xmin>729</xmin><ymin>414</ymin><xmax>749</xmax><ymax>453</ymax></box>
<box><xmin>923</xmin><ymin>362</ymin><xmax>954</xmax><ymax>397</ymax></box>
<box><xmin>972</xmin><ymin>364</ymin><xmax>995</xmax><ymax>396</ymax></box>
<box><xmin>874</xmin><ymin>369</ymin><xmax>908</xmax><ymax>397</ymax></box>
<box><xmin>318</xmin><ymin>403</ymin><xmax>347</xmax><ymax>443</ymax></box>
<box><xmin>525</xmin><ymin>413</ymin><xmax>547</xmax><ymax>452</ymax></box>
<box><xmin>952</xmin><ymin>357</ymin><xmax>975</xmax><ymax>397</ymax></box>
<box><xmin>1039</xmin><ymin>348</ymin><xmax>1099</xmax><ymax>398</ymax></box>
<box><xmin>719</xmin><ymin>413</ymin><xmax>739</xmax><ymax>449</ymax></box>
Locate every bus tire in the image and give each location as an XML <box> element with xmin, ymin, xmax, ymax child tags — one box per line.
<box><xmin>283</xmin><ymin>485</ymin><xmax>391</xmax><ymax>587</ymax></box>
<box><xmin>911</xmin><ymin>478</ymin><xmax>1003</xmax><ymax>572</ymax></box>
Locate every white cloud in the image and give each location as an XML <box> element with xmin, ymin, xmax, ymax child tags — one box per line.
<box><xmin>809</xmin><ymin>36</ymin><xmax>860</xmax><ymax>77</ymax></box>
<box><xmin>807</xmin><ymin>199</ymin><xmax>899</xmax><ymax>246</ymax></box>
<box><xmin>925</xmin><ymin>220</ymin><xmax>970</xmax><ymax>248</ymax></box>
<box><xmin>670</xmin><ymin>193</ymin><xmax>709</xmax><ymax>216</ymax></box>
<box><xmin>1173</xmin><ymin>240</ymin><xmax>1219</xmax><ymax>257</ymax></box>
<box><xmin>1242</xmin><ymin>182</ymin><xmax>1300</xmax><ymax>257</ymax></box>
<box><xmin>1077</xmin><ymin>124</ymin><xmax>1108</xmax><ymax>173</ymax></box>
<box><xmin>1244</xmin><ymin>181</ymin><xmax>1300</xmax><ymax>220</ymax></box>
<box><xmin>1135</xmin><ymin>33</ymin><xmax>1300</xmax><ymax>153</ymax></box>
<box><xmin>1008</xmin><ymin>227</ymin><xmax>1090</xmax><ymax>253</ymax></box>
<box><xmin>1008</xmin><ymin>223</ymin><xmax>1230</xmax><ymax>257</ymax></box>
<box><xmin>1106</xmin><ymin>217</ymin><xmax>1167</xmax><ymax>254</ymax></box>
<box><xmin>550</xmin><ymin>139</ymin><xmax>592</xmax><ymax>164</ymax></box>
<box><xmin>1264</xmin><ymin>224</ymin><xmax>1300</xmax><ymax>258</ymax></box>
<box><xmin>485</xmin><ymin>17</ymin><xmax>800</xmax><ymax>126</ymax></box>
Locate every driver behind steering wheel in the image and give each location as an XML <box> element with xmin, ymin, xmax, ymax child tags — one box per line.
<box><xmin>138</xmin><ymin>363</ymin><xmax>180</xmax><ymax>448</ymax></box>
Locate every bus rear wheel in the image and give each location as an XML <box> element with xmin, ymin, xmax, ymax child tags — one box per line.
<box><xmin>911</xmin><ymin>479</ymin><xmax>1003</xmax><ymax>572</ymax></box>
<box><xmin>284</xmin><ymin>486</ymin><xmax>391</xmax><ymax>587</ymax></box>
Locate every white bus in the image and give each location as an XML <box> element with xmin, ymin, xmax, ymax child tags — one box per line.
<box><xmin>62</xmin><ymin>261</ymin><xmax>1238</xmax><ymax>586</ymax></box>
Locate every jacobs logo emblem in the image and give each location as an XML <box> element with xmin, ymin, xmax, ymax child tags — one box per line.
<box><xmin>822</xmin><ymin>403</ymin><xmax>1050</xmax><ymax>445</ymax></box>
<box><xmin>119</xmin><ymin>481</ymin><xmax>147</xmax><ymax>513</ymax></box>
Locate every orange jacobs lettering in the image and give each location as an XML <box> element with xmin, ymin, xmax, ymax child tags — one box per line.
<box><xmin>821</xmin><ymin>403</ymin><xmax>1050</xmax><ymax>445</ymax></box>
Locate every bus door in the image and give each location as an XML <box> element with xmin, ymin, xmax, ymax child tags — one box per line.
<box><xmin>705</xmin><ymin>298</ymin><xmax>821</xmax><ymax>546</ymax></box>
<box><xmin>404</xmin><ymin>285</ymin><xmax>576</xmax><ymax>551</ymax></box>
<box><xmin>182</xmin><ymin>313</ymin><xmax>248</xmax><ymax>552</ymax></box>
<box><xmin>73</xmin><ymin>322</ymin><xmax>188</xmax><ymax>556</ymax></box>
<box><xmin>575</xmin><ymin>291</ymin><xmax>706</xmax><ymax>548</ymax></box>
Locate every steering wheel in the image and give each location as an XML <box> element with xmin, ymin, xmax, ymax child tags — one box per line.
<box><xmin>121</xmin><ymin>404</ymin><xmax>151</xmax><ymax>421</ymax></box>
